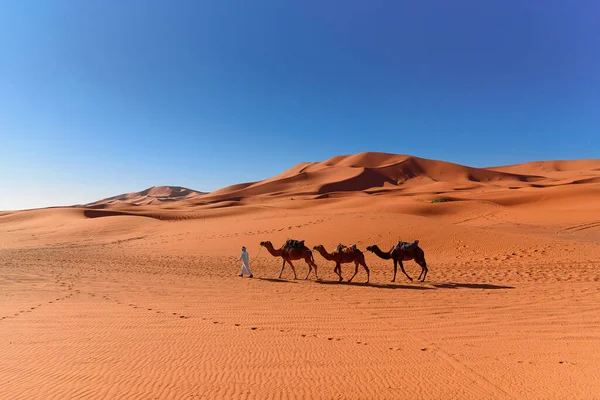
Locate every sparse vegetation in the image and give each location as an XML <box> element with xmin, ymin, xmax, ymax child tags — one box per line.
<box><xmin>431</xmin><ymin>198</ymin><xmax>448</xmax><ymax>203</ymax></box>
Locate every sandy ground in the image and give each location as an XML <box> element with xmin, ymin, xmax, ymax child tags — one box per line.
<box><xmin>1</xmin><ymin>154</ymin><xmax>600</xmax><ymax>399</ymax></box>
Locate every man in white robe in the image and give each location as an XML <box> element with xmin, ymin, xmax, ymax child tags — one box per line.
<box><xmin>236</xmin><ymin>246</ymin><xmax>253</xmax><ymax>278</ymax></box>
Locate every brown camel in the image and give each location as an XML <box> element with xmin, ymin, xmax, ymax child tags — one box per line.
<box><xmin>313</xmin><ymin>244</ymin><xmax>370</xmax><ymax>283</ymax></box>
<box><xmin>366</xmin><ymin>240</ymin><xmax>428</xmax><ymax>282</ymax></box>
<box><xmin>259</xmin><ymin>240</ymin><xmax>319</xmax><ymax>280</ymax></box>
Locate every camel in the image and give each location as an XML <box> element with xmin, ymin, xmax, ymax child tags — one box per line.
<box><xmin>259</xmin><ymin>240</ymin><xmax>319</xmax><ymax>280</ymax></box>
<box><xmin>312</xmin><ymin>244</ymin><xmax>370</xmax><ymax>283</ymax></box>
<box><xmin>366</xmin><ymin>240</ymin><xmax>428</xmax><ymax>282</ymax></box>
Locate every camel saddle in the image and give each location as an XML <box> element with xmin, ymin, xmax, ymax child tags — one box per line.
<box><xmin>394</xmin><ymin>240</ymin><xmax>419</xmax><ymax>252</ymax></box>
<box><xmin>284</xmin><ymin>239</ymin><xmax>305</xmax><ymax>249</ymax></box>
<box><xmin>335</xmin><ymin>243</ymin><xmax>357</xmax><ymax>254</ymax></box>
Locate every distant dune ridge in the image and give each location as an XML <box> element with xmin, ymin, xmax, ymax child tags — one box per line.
<box><xmin>202</xmin><ymin>153</ymin><xmax>544</xmax><ymax>201</ymax></box>
<box><xmin>71</xmin><ymin>152</ymin><xmax>600</xmax><ymax>210</ymax></box>
<box><xmin>166</xmin><ymin>152</ymin><xmax>597</xmax><ymax>207</ymax></box>
<box><xmin>86</xmin><ymin>186</ymin><xmax>206</xmax><ymax>207</ymax></box>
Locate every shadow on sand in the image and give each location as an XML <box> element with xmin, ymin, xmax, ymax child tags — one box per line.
<box><xmin>257</xmin><ymin>277</ymin><xmax>298</xmax><ymax>284</ymax></box>
<box><xmin>432</xmin><ymin>282</ymin><xmax>515</xmax><ymax>290</ymax></box>
<box><xmin>256</xmin><ymin>278</ymin><xmax>514</xmax><ymax>290</ymax></box>
<box><xmin>314</xmin><ymin>280</ymin><xmax>435</xmax><ymax>290</ymax></box>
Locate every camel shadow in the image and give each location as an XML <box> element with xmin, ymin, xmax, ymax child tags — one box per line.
<box><xmin>315</xmin><ymin>280</ymin><xmax>434</xmax><ymax>290</ymax></box>
<box><xmin>433</xmin><ymin>282</ymin><xmax>515</xmax><ymax>290</ymax></box>
<box><xmin>257</xmin><ymin>277</ymin><xmax>298</xmax><ymax>284</ymax></box>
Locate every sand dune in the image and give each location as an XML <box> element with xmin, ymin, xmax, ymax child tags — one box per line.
<box><xmin>490</xmin><ymin>158</ymin><xmax>600</xmax><ymax>174</ymax></box>
<box><xmin>1</xmin><ymin>152</ymin><xmax>600</xmax><ymax>398</ymax></box>
<box><xmin>196</xmin><ymin>153</ymin><xmax>549</xmax><ymax>206</ymax></box>
<box><xmin>86</xmin><ymin>185</ymin><xmax>205</xmax><ymax>207</ymax></box>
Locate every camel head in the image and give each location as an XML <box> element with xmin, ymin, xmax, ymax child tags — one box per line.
<box><xmin>312</xmin><ymin>244</ymin><xmax>324</xmax><ymax>251</ymax></box>
<box><xmin>260</xmin><ymin>241</ymin><xmax>271</xmax><ymax>247</ymax></box>
<box><xmin>366</xmin><ymin>245</ymin><xmax>377</xmax><ymax>252</ymax></box>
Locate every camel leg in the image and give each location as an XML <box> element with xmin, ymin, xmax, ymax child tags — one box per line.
<box><xmin>398</xmin><ymin>260</ymin><xmax>413</xmax><ymax>282</ymax></box>
<box><xmin>278</xmin><ymin>259</ymin><xmax>286</xmax><ymax>279</ymax></box>
<box><xmin>311</xmin><ymin>261</ymin><xmax>319</xmax><ymax>280</ymax></box>
<box><xmin>304</xmin><ymin>258</ymin><xmax>313</xmax><ymax>280</ymax></box>
<box><xmin>348</xmin><ymin>261</ymin><xmax>359</xmax><ymax>283</ymax></box>
<box><xmin>334</xmin><ymin>263</ymin><xmax>343</xmax><ymax>282</ymax></box>
<box><xmin>392</xmin><ymin>260</ymin><xmax>398</xmax><ymax>282</ymax></box>
<box><xmin>417</xmin><ymin>259</ymin><xmax>428</xmax><ymax>282</ymax></box>
<box><xmin>287</xmin><ymin>260</ymin><xmax>298</xmax><ymax>280</ymax></box>
<box><xmin>361</xmin><ymin>261</ymin><xmax>370</xmax><ymax>283</ymax></box>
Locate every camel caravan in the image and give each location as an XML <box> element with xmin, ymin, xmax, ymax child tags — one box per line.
<box><xmin>259</xmin><ymin>238</ymin><xmax>428</xmax><ymax>283</ymax></box>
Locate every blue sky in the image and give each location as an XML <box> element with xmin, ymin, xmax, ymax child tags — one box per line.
<box><xmin>1</xmin><ymin>0</ymin><xmax>598</xmax><ymax>210</ymax></box>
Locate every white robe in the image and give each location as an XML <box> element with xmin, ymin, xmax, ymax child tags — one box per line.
<box><xmin>238</xmin><ymin>251</ymin><xmax>252</xmax><ymax>275</ymax></box>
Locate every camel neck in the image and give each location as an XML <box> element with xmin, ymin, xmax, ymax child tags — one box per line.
<box><xmin>373</xmin><ymin>247</ymin><xmax>392</xmax><ymax>259</ymax></box>
<box><xmin>264</xmin><ymin>244</ymin><xmax>282</xmax><ymax>257</ymax></box>
<box><xmin>317</xmin><ymin>247</ymin><xmax>335</xmax><ymax>260</ymax></box>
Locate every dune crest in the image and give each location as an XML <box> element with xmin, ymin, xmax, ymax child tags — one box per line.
<box><xmin>86</xmin><ymin>186</ymin><xmax>205</xmax><ymax>207</ymax></box>
<box><xmin>191</xmin><ymin>152</ymin><xmax>560</xmax><ymax>205</ymax></box>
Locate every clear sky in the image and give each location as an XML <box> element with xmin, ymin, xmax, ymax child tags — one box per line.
<box><xmin>1</xmin><ymin>1</ymin><xmax>598</xmax><ymax>210</ymax></box>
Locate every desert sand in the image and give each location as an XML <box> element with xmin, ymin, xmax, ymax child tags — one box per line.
<box><xmin>1</xmin><ymin>152</ymin><xmax>599</xmax><ymax>399</ymax></box>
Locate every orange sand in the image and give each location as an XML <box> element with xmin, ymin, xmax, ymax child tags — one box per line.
<box><xmin>1</xmin><ymin>153</ymin><xmax>599</xmax><ymax>399</ymax></box>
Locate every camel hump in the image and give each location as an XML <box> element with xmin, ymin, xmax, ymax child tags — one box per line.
<box><xmin>393</xmin><ymin>240</ymin><xmax>419</xmax><ymax>252</ymax></box>
<box><xmin>284</xmin><ymin>238</ymin><xmax>305</xmax><ymax>249</ymax></box>
<box><xmin>336</xmin><ymin>243</ymin><xmax>358</xmax><ymax>254</ymax></box>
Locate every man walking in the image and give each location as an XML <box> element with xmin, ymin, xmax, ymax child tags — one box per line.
<box><xmin>235</xmin><ymin>246</ymin><xmax>253</xmax><ymax>278</ymax></box>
